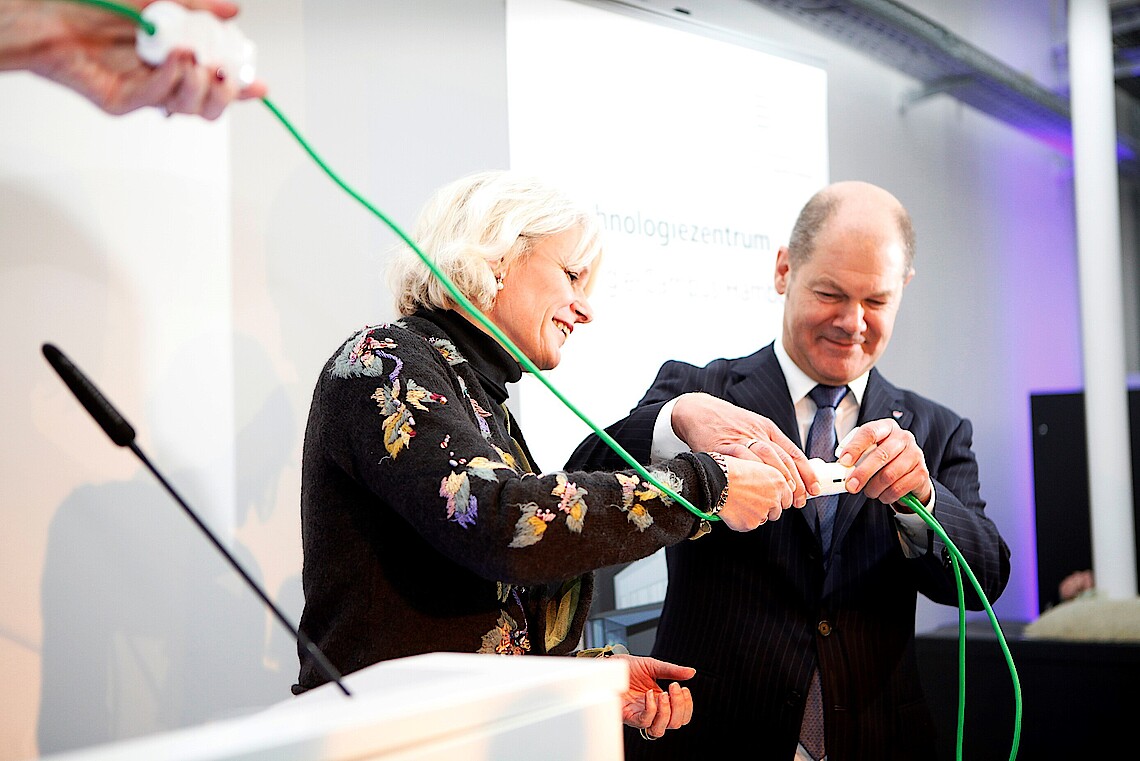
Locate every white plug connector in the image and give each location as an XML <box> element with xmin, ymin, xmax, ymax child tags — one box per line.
<box><xmin>136</xmin><ymin>1</ymin><xmax>256</xmax><ymax>87</ymax></box>
<box><xmin>809</xmin><ymin>458</ymin><xmax>853</xmax><ymax>496</ymax></box>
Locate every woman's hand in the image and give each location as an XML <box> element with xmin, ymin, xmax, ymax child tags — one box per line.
<box><xmin>716</xmin><ymin>455</ymin><xmax>797</xmax><ymax>530</ymax></box>
<box><xmin>2</xmin><ymin>0</ymin><xmax>268</xmax><ymax>118</ymax></box>
<box><xmin>672</xmin><ymin>392</ymin><xmax>812</xmax><ymax>505</ymax></box>
<box><xmin>618</xmin><ymin>654</ymin><xmax>695</xmax><ymax>739</ymax></box>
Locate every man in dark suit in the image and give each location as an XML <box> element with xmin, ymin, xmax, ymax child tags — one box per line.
<box><xmin>566</xmin><ymin>180</ymin><xmax>1011</xmax><ymax>759</ymax></box>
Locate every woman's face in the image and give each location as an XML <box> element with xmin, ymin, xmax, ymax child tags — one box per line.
<box><xmin>483</xmin><ymin>228</ymin><xmax>595</xmax><ymax>371</ymax></box>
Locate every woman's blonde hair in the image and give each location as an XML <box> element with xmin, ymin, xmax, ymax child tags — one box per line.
<box><xmin>388</xmin><ymin>170</ymin><xmax>603</xmax><ymax>316</ymax></box>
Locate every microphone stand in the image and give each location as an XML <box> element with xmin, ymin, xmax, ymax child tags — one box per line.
<box><xmin>42</xmin><ymin>343</ymin><xmax>351</xmax><ymax>697</ymax></box>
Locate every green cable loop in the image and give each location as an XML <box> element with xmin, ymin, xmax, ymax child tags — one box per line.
<box><xmin>900</xmin><ymin>493</ymin><xmax>1023</xmax><ymax>760</ymax></box>
<box><xmin>51</xmin><ymin>6</ymin><xmax>1027</xmax><ymax>755</ymax></box>
<box><xmin>248</xmin><ymin>97</ymin><xmax>1031</xmax><ymax>761</ymax></box>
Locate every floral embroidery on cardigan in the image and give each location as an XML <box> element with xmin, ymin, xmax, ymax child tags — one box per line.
<box><xmin>646</xmin><ymin>468</ymin><xmax>683</xmax><ymax>503</ymax></box>
<box><xmin>492</xmin><ymin>444</ymin><xmax>519</xmax><ymax>472</ymax></box>
<box><xmin>478</xmin><ymin>611</ymin><xmax>530</xmax><ymax>655</ymax></box>
<box><xmin>469</xmin><ymin>398</ymin><xmax>493</xmax><ymax>439</ymax></box>
<box><xmin>404</xmin><ymin>378</ymin><xmax>447</xmax><ymax>409</ymax></box>
<box><xmin>332</xmin><ymin>326</ymin><xmax>402</xmax><ymax>379</ymax></box>
<box><xmin>509</xmin><ymin>502</ymin><xmax>556</xmax><ymax>548</ymax></box>
<box><xmin>439</xmin><ymin>455</ymin><xmax>515</xmax><ymax>527</ymax></box>
<box><xmin>465</xmin><ymin>456</ymin><xmax>514</xmax><ymax>480</ymax></box>
<box><xmin>615</xmin><ymin>473</ymin><xmax>653</xmax><ymax>530</ymax></box>
<box><xmin>612</xmin><ymin>470</ymin><xmax>683</xmax><ymax>530</ymax></box>
<box><xmin>440</xmin><ymin>471</ymin><xmax>478</xmax><ymax>527</ymax></box>
<box><xmin>615</xmin><ymin>473</ymin><xmax>638</xmax><ymax>509</ymax></box>
<box><xmin>426</xmin><ymin>336</ymin><xmax>466</xmax><ymax>366</ymax></box>
<box><xmin>371</xmin><ymin>378</ymin><xmax>445</xmax><ymax>459</ymax></box>
<box><xmin>453</xmin><ymin>376</ymin><xmax>493</xmax><ymax>440</ymax></box>
<box><xmin>544</xmin><ymin>578</ymin><xmax>582</xmax><ymax>651</ymax></box>
<box><xmin>552</xmin><ymin>474</ymin><xmax>588</xmax><ymax>533</ymax></box>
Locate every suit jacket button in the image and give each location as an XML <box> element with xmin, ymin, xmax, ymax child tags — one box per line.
<box><xmin>817</xmin><ymin>620</ymin><xmax>832</xmax><ymax>636</ymax></box>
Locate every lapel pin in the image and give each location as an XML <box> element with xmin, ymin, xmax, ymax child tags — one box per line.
<box><xmin>892</xmin><ymin>410</ymin><xmax>903</xmax><ymax>419</ymax></box>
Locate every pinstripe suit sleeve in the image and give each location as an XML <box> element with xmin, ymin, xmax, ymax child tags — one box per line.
<box><xmin>565</xmin><ymin>360</ymin><xmax>708</xmax><ymax>471</ymax></box>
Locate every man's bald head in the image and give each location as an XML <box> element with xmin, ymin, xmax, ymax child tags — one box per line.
<box><xmin>786</xmin><ymin>180</ymin><xmax>915</xmax><ymax>277</ymax></box>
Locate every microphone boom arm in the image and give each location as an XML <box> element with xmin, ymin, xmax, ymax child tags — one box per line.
<box><xmin>41</xmin><ymin>343</ymin><xmax>351</xmax><ymax>697</ymax></box>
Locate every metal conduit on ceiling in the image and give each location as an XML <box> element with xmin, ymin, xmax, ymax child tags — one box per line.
<box><xmin>744</xmin><ymin>0</ymin><xmax>1140</xmax><ymax>172</ymax></box>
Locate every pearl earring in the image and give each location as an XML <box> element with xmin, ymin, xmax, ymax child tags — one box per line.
<box><xmin>496</xmin><ymin>273</ymin><xmax>505</xmax><ymax>290</ymax></box>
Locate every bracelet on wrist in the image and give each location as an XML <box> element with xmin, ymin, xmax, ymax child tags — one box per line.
<box><xmin>706</xmin><ymin>451</ymin><xmax>730</xmax><ymax>516</ymax></box>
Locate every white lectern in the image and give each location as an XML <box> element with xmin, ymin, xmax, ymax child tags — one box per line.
<box><xmin>39</xmin><ymin>653</ymin><xmax>629</xmax><ymax>760</ymax></box>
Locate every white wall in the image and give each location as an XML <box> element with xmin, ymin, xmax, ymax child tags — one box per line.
<box><xmin>0</xmin><ymin>0</ymin><xmax>1115</xmax><ymax>758</ymax></box>
<box><xmin>0</xmin><ymin>69</ymin><xmax>239</xmax><ymax>759</ymax></box>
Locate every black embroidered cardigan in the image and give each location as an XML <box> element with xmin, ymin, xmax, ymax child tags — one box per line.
<box><xmin>293</xmin><ymin>308</ymin><xmax>722</xmax><ymax>693</ymax></box>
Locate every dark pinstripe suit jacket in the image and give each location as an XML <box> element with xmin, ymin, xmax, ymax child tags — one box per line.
<box><xmin>565</xmin><ymin>343</ymin><xmax>1011</xmax><ymax>760</ymax></box>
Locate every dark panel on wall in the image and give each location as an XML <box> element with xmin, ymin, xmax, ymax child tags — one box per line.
<box><xmin>917</xmin><ymin>621</ymin><xmax>1140</xmax><ymax>759</ymax></box>
<box><xmin>1030</xmin><ymin>389</ymin><xmax>1140</xmax><ymax>613</ymax></box>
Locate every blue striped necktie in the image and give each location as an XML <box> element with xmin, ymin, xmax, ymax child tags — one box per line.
<box><xmin>798</xmin><ymin>383</ymin><xmax>848</xmax><ymax>761</ymax></box>
<box><xmin>806</xmin><ymin>384</ymin><xmax>848</xmax><ymax>555</ymax></box>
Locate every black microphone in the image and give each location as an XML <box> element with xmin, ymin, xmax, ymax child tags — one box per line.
<box><xmin>42</xmin><ymin>342</ymin><xmax>352</xmax><ymax>697</ymax></box>
<box><xmin>43</xmin><ymin>343</ymin><xmax>136</xmax><ymax>446</ymax></box>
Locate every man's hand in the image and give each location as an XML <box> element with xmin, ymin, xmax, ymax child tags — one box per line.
<box><xmin>836</xmin><ymin>418</ymin><xmax>932</xmax><ymax>507</ymax></box>
<box><xmin>672</xmin><ymin>392</ymin><xmax>813</xmax><ymax>506</ymax></box>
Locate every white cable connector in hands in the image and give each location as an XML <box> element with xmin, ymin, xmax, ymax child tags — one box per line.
<box><xmin>810</xmin><ymin>429</ymin><xmax>873</xmax><ymax>496</ymax></box>
<box><xmin>809</xmin><ymin>458</ymin><xmax>853</xmax><ymax>496</ymax></box>
<box><xmin>136</xmin><ymin>1</ymin><xmax>257</xmax><ymax>87</ymax></box>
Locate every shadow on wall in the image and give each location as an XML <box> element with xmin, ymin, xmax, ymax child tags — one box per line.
<box><xmin>38</xmin><ymin>473</ymin><xmax>275</xmax><ymax>753</ymax></box>
<box><xmin>231</xmin><ymin>331</ymin><xmax>305</xmax><ymax>688</ymax></box>
<box><xmin>36</xmin><ymin>325</ymin><xmax>303</xmax><ymax>757</ymax></box>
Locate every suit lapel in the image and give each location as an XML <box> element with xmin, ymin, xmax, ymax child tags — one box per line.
<box><xmin>723</xmin><ymin>345</ymin><xmax>800</xmax><ymax>442</ymax></box>
<box><xmin>859</xmin><ymin>368</ymin><xmax>912</xmax><ymax>429</ymax></box>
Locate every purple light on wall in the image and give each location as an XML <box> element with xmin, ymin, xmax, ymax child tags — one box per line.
<box><xmin>1013</xmin><ymin>125</ymin><xmax>1136</xmax><ymax>164</ymax></box>
<box><xmin>972</xmin><ymin>126</ymin><xmax>1083</xmax><ymax>624</ymax></box>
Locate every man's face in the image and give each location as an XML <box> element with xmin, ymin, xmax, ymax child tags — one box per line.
<box><xmin>774</xmin><ymin>210</ymin><xmax>912</xmax><ymax>386</ymax></box>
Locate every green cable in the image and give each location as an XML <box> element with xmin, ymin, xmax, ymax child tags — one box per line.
<box><xmin>900</xmin><ymin>493</ymin><xmax>1023</xmax><ymax>760</ymax></box>
<box><xmin>952</xmin><ymin>539</ymin><xmax>967</xmax><ymax>761</ymax></box>
<box><xmin>260</xmin><ymin>104</ymin><xmax>1026</xmax><ymax>760</ymax></box>
<box><xmin>74</xmin><ymin>0</ymin><xmax>155</xmax><ymax>34</ymax></box>
<box><xmin>258</xmin><ymin>97</ymin><xmax>1031</xmax><ymax>760</ymax></box>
